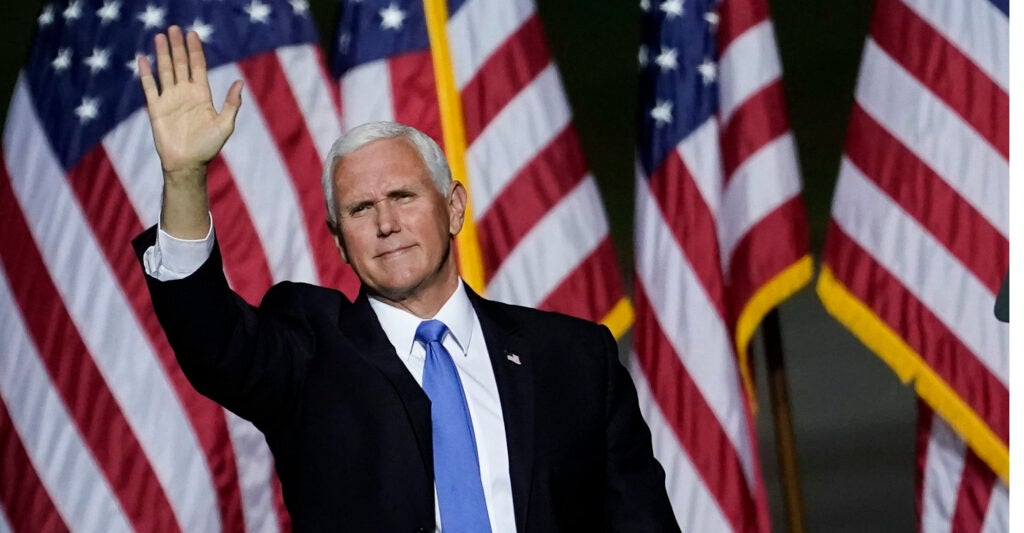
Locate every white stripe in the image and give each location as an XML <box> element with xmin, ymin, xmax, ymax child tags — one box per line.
<box><xmin>920</xmin><ymin>413</ymin><xmax>966</xmax><ymax>533</ymax></box>
<box><xmin>467</xmin><ymin>64</ymin><xmax>568</xmax><ymax>217</ymax></box>
<box><xmin>901</xmin><ymin>0</ymin><xmax>1008</xmax><ymax>91</ymax></box>
<box><xmin>340</xmin><ymin>60</ymin><xmax>394</xmax><ymax>131</ymax></box>
<box><xmin>629</xmin><ymin>356</ymin><xmax>732</xmax><ymax>532</ymax></box>
<box><xmin>3</xmin><ymin>80</ymin><xmax>220</xmax><ymax>532</ymax></box>
<box><xmin>675</xmin><ymin>120</ymin><xmax>723</xmax><ymax>216</ymax></box>
<box><xmin>634</xmin><ymin>176</ymin><xmax>756</xmax><ymax>483</ymax></box>
<box><xmin>209</xmin><ymin>64</ymin><xmax>318</xmax><ymax>284</ymax></box>
<box><xmin>857</xmin><ymin>40</ymin><xmax>1008</xmax><ymax>237</ymax></box>
<box><xmin>718</xmin><ymin>134</ymin><xmax>802</xmax><ymax>273</ymax></box>
<box><xmin>718</xmin><ymin>20</ymin><xmax>781</xmax><ymax>125</ymax></box>
<box><xmin>486</xmin><ymin>177</ymin><xmax>605</xmax><ymax>308</ymax></box>
<box><xmin>226</xmin><ymin>411</ymin><xmax>279</xmax><ymax>533</ymax></box>
<box><xmin>276</xmin><ymin>45</ymin><xmax>343</xmax><ymax>162</ymax></box>
<box><xmin>833</xmin><ymin>158</ymin><xmax>1009</xmax><ymax>383</ymax></box>
<box><xmin>448</xmin><ymin>0</ymin><xmax>535</xmax><ymax>88</ymax></box>
<box><xmin>0</xmin><ymin>270</ymin><xmax>130</xmax><ymax>533</ymax></box>
<box><xmin>980</xmin><ymin>480</ymin><xmax>1009</xmax><ymax>533</ymax></box>
<box><xmin>0</xmin><ymin>504</ymin><xmax>11</xmax><ymax>533</ymax></box>
<box><xmin>102</xmin><ymin>108</ymin><xmax>162</xmax><ymax>227</ymax></box>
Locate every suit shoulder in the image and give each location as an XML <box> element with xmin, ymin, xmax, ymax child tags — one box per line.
<box><xmin>484</xmin><ymin>299</ymin><xmax>610</xmax><ymax>339</ymax></box>
<box><xmin>262</xmin><ymin>281</ymin><xmax>351</xmax><ymax>314</ymax></box>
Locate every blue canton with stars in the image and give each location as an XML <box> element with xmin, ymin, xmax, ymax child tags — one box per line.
<box><xmin>638</xmin><ymin>0</ymin><xmax>720</xmax><ymax>178</ymax></box>
<box><xmin>331</xmin><ymin>0</ymin><xmax>468</xmax><ymax>78</ymax></box>
<box><xmin>26</xmin><ymin>0</ymin><xmax>319</xmax><ymax>171</ymax></box>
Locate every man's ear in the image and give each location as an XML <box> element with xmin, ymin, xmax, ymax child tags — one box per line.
<box><xmin>448</xmin><ymin>181</ymin><xmax>467</xmax><ymax>236</ymax></box>
<box><xmin>329</xmin><ymin>222</ymin><xmax>350</xmax><ymax>263</ymax></box>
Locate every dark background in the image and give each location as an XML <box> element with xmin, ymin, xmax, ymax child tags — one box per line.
<box><xmin>1</xmin><ymin>1</ymin><xmax>918</xmax><ymax>530</ymax></box>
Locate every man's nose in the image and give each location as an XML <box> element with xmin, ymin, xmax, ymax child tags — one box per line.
<box><xmin>375</xmin><ymin>202</ymin><xmax>399</xmax><ymax>237</ymax></box>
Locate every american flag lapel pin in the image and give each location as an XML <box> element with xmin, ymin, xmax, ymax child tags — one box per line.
<box><xmin>505</xmin><ymin>351</ymin><xmax>522</xmax><ymax>365</ymax></box>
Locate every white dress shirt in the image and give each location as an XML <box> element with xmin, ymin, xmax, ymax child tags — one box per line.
<box><xmin>145</xmin><ymin>225</ymin><xmax>517</xmax><ymax>532</ymax></box>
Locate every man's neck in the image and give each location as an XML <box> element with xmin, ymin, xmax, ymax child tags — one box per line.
<box><xmin>368</xmin><ymin>275</ymin><xmax>460</xmax><ymax>319</ymax></box>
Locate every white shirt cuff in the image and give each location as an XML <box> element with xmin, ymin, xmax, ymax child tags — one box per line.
<box><xmin>142</xmin><ymin>217</ymin><xmax>215</xmax><ymax>281</ymax></box>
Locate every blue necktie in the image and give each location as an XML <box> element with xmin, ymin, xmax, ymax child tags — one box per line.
<box><xmin>416</xmin><ymin>320</ymin><xmax>492</xmax><ymax>533</ymax></box>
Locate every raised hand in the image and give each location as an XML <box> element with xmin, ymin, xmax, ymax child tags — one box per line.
<box><xmin>138</xmin><ymin>26</ymin><xmax>243</xmax><ymax>238</ymax></box>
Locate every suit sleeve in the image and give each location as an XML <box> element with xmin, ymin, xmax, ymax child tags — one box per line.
<box><xmin>600</xmin><ymin>326</ymin><xmax>680</xmax><ymax>532</ymax></box>
<box><xmin>132</xmin><ymin>225</ymin><xmax>318</xmax><ymax>430</ymax></box>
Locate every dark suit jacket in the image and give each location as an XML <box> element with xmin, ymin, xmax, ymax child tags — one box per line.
<box><xmin>134</xmin><ymin>227</ymin><xmax>678</xmax><ymax>532</ymax></box>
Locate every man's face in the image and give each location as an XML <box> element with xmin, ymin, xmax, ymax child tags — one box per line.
<box><xmin>331</xmin><ymin>137</ymin><xmax>465</xmax><ymax>307</ymax></box>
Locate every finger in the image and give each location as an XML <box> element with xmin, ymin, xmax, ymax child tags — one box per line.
<box><xmin>217</xmin><ymin>80</ymin><xmax>244</xmax><ymax>133</ymax></box>
<box><xmin>138</xmin><ymin>55</ymin><xmax>160</xmax><ymax>101</ymax></box>
<box><xmin>153</xmin><ymin>32</ymin><xmax>175</xmax><ymax>87</ymax></box>
<box><xmin>185</xmin><ymin>31</ymin><xmax>208</xmax><ymax>85</ymax></box>
<box><xmin>168</xmin><ymin>26</ymin><xmax>191</xmax><ymax>83</ymax></box>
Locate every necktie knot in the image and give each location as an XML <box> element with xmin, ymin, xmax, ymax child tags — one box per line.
<box><xmin>415</xmin><ymin>319</ymin><xmax>448</xmax><ymax>346</ymax></box>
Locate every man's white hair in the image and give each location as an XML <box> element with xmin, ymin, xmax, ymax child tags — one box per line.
<box><xmin>321</xmin><ymin>121</ymin><xmax>452</xmax><ymax>228</ymax></box>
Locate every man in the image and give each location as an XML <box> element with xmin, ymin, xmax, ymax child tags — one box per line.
<box><xmin>134</xmin><ymin>26</ymin><xmax>677</xmax><ymax>531</ymax></box>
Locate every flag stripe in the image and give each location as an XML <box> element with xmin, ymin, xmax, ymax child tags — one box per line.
<box><xmin>340</xmin><ymin>60</ymin><xmax>396</xmax><ymax>129</ymax></box>
<box><xmin>459</xmin><ymin>15</ymin><xmax>548</xmax><ymax>144</ymax></box>
<box><xmin>856</xmin><ymin>40</ymin><xmax>1008</xmax><ymax>238</ymax></box>
<box><xmin>226</xmin><ymin>411</ymin><xmax>281</xmax><ymax>533</ymax></box>
<box><xmin>900</xmin><ymin>0</ymin><xmax>1008</xmax><ymax>91</ymax></box>
<box><xmin>476</xmin><ymin>124</ymin><xmax>585</xmax><ymax>277</ymax></box>
<box><xmin>872</xmin><ymin>0</ymin><xmax>1008</xmax><ymax>158</ymax></box>
<box><xmin>719</xmin><ymin>80</ymin><xmax>789</xmax><ymax>182</ymax></box>
<box><xmin>102</xmin><ymin>110</ymin><xmax>162</xmax><ymax>226</ymax></box>
<box><xmin>276</xmin><ymin>45</ymin><xmax>344</xmax><ymax>162</ymax></box>
<box><xmin>0</xmin><ymin>387</ymin><xmax>70</xmax><ymax>532</ymax></box>
<box><xmin>717</xmin><ymin>0</ymin><xmax>769</xmax><ymax>52</ymax></box>
<box><xmin>918</xmin><ymin>408</ymin><xmax>967</xmax><ymax>532</ymax></box>
<box><xmin>536</xmin><ymin>238</ymin><xmax>622</xmax><ymax>322</ymax></box>
<box><xmin>717</xmin><ymin>21</ymin><xmax>780</xmax><ymax>125</ymax></box>
<box><xmin>65</xmin><ymin>145</ymin><xmax>247</xmax><ymax>532</ymax></box>
<box><xmin>447</xmin><ymin>0</ymin><xmax>534</xmax><ymax>89</ymax></box>
<box><xmin>831</xmin><ymin>158</ymin><xmax>1007</xmax><ymax>383</ymax></box>
<box><xmin>675</xmin><ymin>120</ymin><xmax>724</xmax><ymax>217</ymax></box>
<box><xmin>389</xmin><ymin>51</ymin><xmax>445</xmax><ymax>146</ymax></box>
<box><xmin>845</xmin><ymin>104</ymin><xmax>1007</xmax><ymax>293</ymax></box>
<box><xmin>0</xmin><ymin>159</ymin><xmax>181</xmax><ymax>532</ymax></box>
<box><xmin>238</xmin><ymin>51</ymin><xmax>348</xmax><ymax>291</ymax></box>
<box><xmin>633</xmin><ymin>283</ymin><xmax>757</xmax><ymax>532</ymax></box>
<box><xmin>952</xmin><ymin>448</ymin><xmax>997</xmax><ymax>532</ymax></box>
<box><xmin>824</xmin><ymin>223</ymin><xmax>1008</xmax><ymax>441</ymax></box>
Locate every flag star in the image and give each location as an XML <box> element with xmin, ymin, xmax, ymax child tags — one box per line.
<box><xmin>704</xmin><ymin>10</ymin><xmax>720</xmax><ymax>28</ymax></box>
<box><xmin>379</xmin><ymin>3</ymin><xmax>407</xmax><ymax>30</ymax></box>
<box><xmin>63</xmin><ymin>1</ymin><xmax>83</xmax><ymax>21</ymax></box>
<box><xmin>52</xmin><ymin>48</ymin><xmax>73</xmax><ymax>71</ymax></box>
<box><xmin>697</xmin><ymin>58</ymin><xmax>717</xmax><ymax>84</ymax></box>
<box><xmin>84</xmin><ymin>48</ymin><xmax>111</xmax><ymax>74</ymax></box>
<box><xmin>137</xmin><ymin>5</ymin><xmax>166</xmax><ymax>28</ymax></box>
<box><xmin>75</xmin><ymin>97</ymin><xmax>100</xmax><ymax>123</ymax></box>
<box><xmin>638</xmin><ymin>45</ymin><xmax>649</xmax><ymax>68</ymax></box>
<box><xmin>650</xmin><ymin>100</ymin><xmax>673</xmax><ymax>126</ymax></box>
<box><xmin>38</xmin><ymin>5</ymin><xmax>55</xmax><ymax>26</ymax></box>
<box><xmin>187</xmin><ymin>19</ymin><xmax>214</xmax><ymax>41</ymax></box>
<box><xmin>640</xmin><ymin>0</ymin><xmax>651</xmax><ymax>11</ymax></box>
<box><xmin>97</xmin><ymin>1</ymin><xmax>121</xmax><ymax>23</ymax></box>
<box><xmin>659</xmin><ymin>0</ymin><xmax>683</xmax><ymax>18</ymax></box>
<box><xmin>245</xmin><ymin>0</ymin><xmax>272</xmax><ymax>23</ymax></box>
<box><xmin>289</xmin><ymin>0</ymin><xmax>310</xmax><ymax>15</ymax></box>
<box><xmin>655</xmin><ymin>47</ymin><xmax>678</xmax><ymax>71</ymax></box>
<box><xmin>338</xmin><ymin>32</ymin><xmax>352</xmax><ymax>54</ymax></box>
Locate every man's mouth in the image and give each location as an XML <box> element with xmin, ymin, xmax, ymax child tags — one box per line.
<box><xmin>376</xmin><ymin>245</ymin><xmax>414</xmax><ymax>259</ymax></box>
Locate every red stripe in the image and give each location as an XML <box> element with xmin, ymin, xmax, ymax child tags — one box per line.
<box><xmin>725</xmin><ymin>196</ymin><xmax>808</xmax><ymax>323</ymax></box>
<box><xmin>206</xmin><ymin>155</ymin><xmax>274</xmax><ymax>304</ymax></box>
<box><xmin>315</xmin><ymin>46</ymin><xmax>343</xmax><ymax>119</ymax></box>
<box><xmin>647</xmin><ymin>152</ymin><xmax>728</xmax><ymax>318</ymax></box>
<box><xmin>537</xmin><ymin>239</ymin><xmax>623</xmax><ymax>324</ymax></box>
<box><xmin>460</xmin><ymin>14</ymin><xmax>550</xmax><ymax>144</ymax></box>
<box><xmin>238</xmin><ymin>52</ymin><xmax>358</xmax><ymax>296</ymax></box>
<box><xmin>476</xmin><ymin>125</ymin><xmax>586</xmax><ymax>277</ymax></box>
<box><xmin>0</xmin><ymin>395</ymin><xmax>68</xmax><ymax>532</ymax></box>
<box><xmin>0</xmin><ymin>157</ymin><xmax>181</xmax><ymax>532</ymax></box>
<box><xmin>66</xmin><ymin>147</ymin><xmax>247</xmax><ymax>532</ymax></box>
<box><xmin>845</xmin><ymin>104</ymin><xmax>1007</xmax><ymax>294</ymax></box>
<box><xmin>272</xmin><ymin>467</ymin><xmax>292</xmax><ymax>532</ymax></box>
<box><xmin>824</xmin><ymin>223</ymin><xmax>1008</xmax><ymax>443</ymax></box>
<box><xmin>388</xmin><ymin>51</ymin><xmax>444</xmax><ymax>150</ymax></box>
<box><xmin>633</xmin><ymin>283</ymin><xmax>760</xmax><ymax>532</ymax></box>
<box><xmin>718</xmin><ymin>0</ymin><xmax>769</xmax><ymax>52</ymax></box>
<box><xmin>952</xmin><ymin>447</ymin><xmax>997</xmax><ymax>532</ymax></box>
<box><xmin>871</xmin><ymin>0</ymin><xmax>1008</xmax><ymax>158</ymax></box>
<box><xmin>719</xmin><ymin>80</ymin><xmax>790</xmax><ymax>182</ymax></box>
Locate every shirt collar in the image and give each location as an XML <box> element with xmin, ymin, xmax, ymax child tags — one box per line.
<box><xmin>367</xmin><ymin>279</ymin><xmax>475</xmax><ymax>358</ymax></box>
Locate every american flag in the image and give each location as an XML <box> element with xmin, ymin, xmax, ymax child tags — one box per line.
<box><xmin>332</xmin><ymin>0</ymin><xmax>631</xmax><ymax>333</ymax></box>
<box><xmin>0</xmin><ymin>0</ymin><xmax>356</xmax><ymax>530</ymax></box>
<box><xmin>815</xmin><ymin>0</ymin><xmax>1009</xmax><ymax>530</ymax></box>
<box><xmin>632</xmin><ymin>0</ymin><xmax>811</xmax><ymax>530</ymax></box>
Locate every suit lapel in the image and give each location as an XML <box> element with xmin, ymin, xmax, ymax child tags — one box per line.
<box><xmin>336</xmin><ymin>291</ymin><xmax>434</xmax><ymax>478</ymax></box>
<box><xmin>469</xmin><ymin>290</ymin><xmax>535</xmax><ymax>531</ymax></box>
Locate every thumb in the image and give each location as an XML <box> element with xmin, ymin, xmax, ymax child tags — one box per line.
<box><xmin>217</xmin><ymin>79</ymin><xmax>244</xmax><ymax>133</ymax></box>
